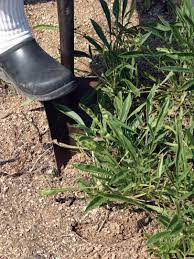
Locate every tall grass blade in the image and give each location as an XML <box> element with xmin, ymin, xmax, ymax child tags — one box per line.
<box><xmin>113</xmin><ymin>0</ymin><xmax>120</xmax><ymax>22</ymax></box>
<box><xmin>84</xmin><ymin>35</ymin><xmax>103</xmax><ymax>51</ymax></box>
<box><xmin>160</xmin><ymin>66</ymin><xmax>194</xmax><ymax>73</ymax></box>
<box><xmin>90</xmin><ymin>19</ymin><xmax>110</xmax><ymax>49</ymax></box>
<box><xmin>120</xmin><ymin>93</ymin><xmax>132</xmax><ymax>122</ymax></box>
<box><xmin>121</xmin><ymin>79</ymin><xmax>140</xmax><ymax>97</ymax></box>
<box><xmin>41</xmin><ymin>187</ymin><xmax>71</xmax><ymax>196</ymax></box>
<box><xmin>74</xmin><ymin>163</ymin><xmax>111</xmax><ymax>176</ymax></box>
<box><xmin>85</xmin><ymin>196</ymin><xmax>108</xmax><ymax>212</ymax></box>
<box><xmin>99</xmin><ymin>0</ymin><xmax>112</xmax><ymax>34</ymax></box>
<box><xmin>155</xmin><ymin>98</ymin><xmax>170</xmax><ymax>134</ymax></box>
<box><xmin>56</xmin><ymin>104</ymin><xmax>86</xmax><ymax>126</ymax></box>
<box><xmin>122</xmin><ymin>0</ymin><xmax>128</xmax><ymax>21</ymax></box>
<box><xmin>147</xmin><ymin>231</ymin><xmax>171</xmax><ymax>245</ymax></box>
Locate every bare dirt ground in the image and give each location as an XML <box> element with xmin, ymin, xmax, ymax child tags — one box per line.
<box><xmin>0</xmin><ymin>1</ymin><xmax>167</xmax><ymax>258</ymax></box>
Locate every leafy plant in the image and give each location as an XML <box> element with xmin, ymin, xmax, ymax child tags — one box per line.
<box><xmin>76</xmin><ymin>0</ymin><xmax>151</xmax><ymax>96</ymax></box>
<box><xmin>42</xmin><ymin>0</ymin><xmax>194</xmax><ymax>258</ymax></box>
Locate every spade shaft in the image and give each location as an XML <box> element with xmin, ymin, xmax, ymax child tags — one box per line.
<box><xmin>44</xmin><ymin>0</ymin><xmax>74</xmax><ymax>174</ymax></box>
<box><xmin>44</xmin><ymin>0</ymin><xmax>97</xmax><ymax>174</ymax></box>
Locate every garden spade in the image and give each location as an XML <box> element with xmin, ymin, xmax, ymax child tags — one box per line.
<box><xmin>44</xmin><ymin>0</ymin><xmax>97</xmax><ymax>174</ymax></box>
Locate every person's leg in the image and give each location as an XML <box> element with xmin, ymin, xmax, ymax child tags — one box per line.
<box><xmin>0</xmin><ymin>0</ymin><xmax>76</xmax><ymax>101</ymax></box>
<box><xmin>0</xmin><ymin>0</ymin><xmax>32</xmax><ymax>54</ymax></box>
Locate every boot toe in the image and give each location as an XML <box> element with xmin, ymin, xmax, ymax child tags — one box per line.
<box><xmin>0</xmin><ymin>38</ymin><xmax>77</xmax><ymax>101</ymax></box>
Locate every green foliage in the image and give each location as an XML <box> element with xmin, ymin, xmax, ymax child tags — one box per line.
<box><xmin>77</xmin><ymin>0</ymin><xmax>145</xmax><ymax>93</ymax></box>
<box><xmin>87</xmin><ymin>0</ymin><xmax>137</xmax><ymax>52</ymax></box>
<box><xmin>43</xmin><ymin>1</ymin><xmax>194</xmax><ymax>258</ymax></box>
<box><xmin>143</xmin><ymin>0</ymin><xmax>152</xmax><ymax>10</ymax></box>
<box><xmin>33</xmin><ymin>24</ymin><xmax>58</xmax><ymax>30</ymax></box>
<box><xmin>55</xmin><ymin>104</ymin><xmax>86</xmax><ymax>126</ymax></box>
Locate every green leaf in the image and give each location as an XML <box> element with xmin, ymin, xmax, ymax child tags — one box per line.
<box><xmin>180</xmin><ymin>79</ymin><xmax>194</xmax><ymax>91</ymax></box>
<box><xmin>157</xmin><ymin>154</ymin><xmax>164</xmax><ymax>178</ymax></box>
<box><xmin>167</xmin><ymin>52</ymin><xmax>194</xmax><ymax>61</ymax></box>
<box><xmin>90</xmin><ymin>19</ymin><xmax>110</xmax><ymax>49</ymax></box>
<box><xmin>187</xmin><ymin>129</ymin><xmax>194</xmax><ymax>146</ymax></box>
<box><xmin>158</xmin><ymin>214</ymin><xmax>171</xmax><ymax>227</ymax></box>
<box><xmin>99</xmin><ymin>0</ymin><xmax>112</xmax><ymax>33</ymax></box>
<box><xmin>74</xmin><ymin>50</ymin><xmax>91</xmax><ymax>59</ymax></box>
<box><xmin>85</xmin><ymin>196</ymin><xmax>107</xmax><ymax>212</ymax></box>
<box><xmin>98</xmin><ymin>192</ymin><xmax>144</xmax><ymax>208</ymax></box>
<box><xmin>146</xmin><ymin>83</ymin><xmax>158</xmax><ymax>122</ymax></box>
<box><xmin>40</xmin><ymin>188</ymin><xmax>71</xmax><ymax>196</ymax></box>
<box><xmin>56</xmin><ymin>104</ymin><xmax>86</xmax><ymax>126</ymax></box>
<box><xmin>154</xmin><ymin>98</ymin><xmax>169</xmax><ymax>134</ymax></box>
<box><xmin>168</xmin><ymin>215</ymin><xmax>183</xmax><ymax>235</ymax></box>
<box><xmin>120</xmin><ymin>51</ymin><xmax>145</xmax><ymax>58</ymax></box>
<box><xmin>84</xmin><ymin>35</ymin><xmax>102</xmax><ymax>51</ymax></box>
<box><xmin>155</xmin><ymin>23</ymin><xmax>171</xmax><ymax>32</ymax></box>
<box><xmin>111</xmin><ymin>118</ymin><xmax>136</xmax><ymax>133</ymax></box>
<box><xmin>128</xmin><ymin>102</ymin><xmax>146</xmax><ymax>119</ymax></box>
<box><xmin>122</xmin><ymin>0</ymin><xmax>128</xmax><ymax>21</ymax></box>
<box><xmin>147</xmin><ymin>231</ymin><xmax>171</xmax><ymax>245</ymax></box>
<box><xmin>33</xmin><ymin>24</ymin><xmax>58</xmax><ymax>30</ymax></box>
<box><xmin>145</xmin><ymin>204</ymin><xmax>168</xmax><ymax>215</ymax></box>
<box><xmin>168</xmin><ymin>214</ymin><xmax>179</xmax><ymax>230</ymax></box>
<box><xmin>121</xmin><ymin>79</ymin><xmax>140</xmax><ymax>97</ymax></box>
<box><xmin>74</xmin><ymin>163</ymin><xmax>111</xmax><ymax>175</ymax></box>
<box><xmin>142</xmin><ymin>25</ymin><xmax>164</xmax><ymax>39</ymax></box>
<box><xmin>160</xmin><ymin>66</ymin><xmax>194</xmax><ymax>73</ymax></box>
<box><xmin>113</xmin><ymin>0</ymin><xmax>120</xmax><ymax>22</ymax></box>
<box><xmin>109</xmin><ymin>120</ymin><xmax>138</xmax><ymax>162</ymax></box>
<box><xmin>140</xmin><ymin>32</ymin><xmax>152</xmax><ymax>46</ymax></box>
<box><xmin>78</xmin><ymin>179</ymin><xmax>93</xmax><ymax>195</ymax></box>
<box><xmin>114</xmin><ymin>92</ymin><xmax>123</xmax><ymax>118</ymax></box>
<box><xmin>175</xmin><ymin>118</ymin><xmax>183</xmax><ymax>173</ymax></box>
<box><xmin>125</xmin><ymin>0</ymin><xmax>136</xmax><ymax>22</ymax></box>
<box><xmin>120</xmin><ymin>93</ymin><xmax>132</xmax><ymax>122</ymax></box>
<box><xmin>171</xmin><ymin>222</ymin><xmax>183</xmax><ymax>235</ymax></box>
<box><xmin>110</xmin><ymin>170</ymin><xmax>128</xmax><ymax>185</ymax></box>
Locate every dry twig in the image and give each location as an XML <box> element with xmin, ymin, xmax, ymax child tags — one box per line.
<box><xmin>30</xmin><ymin>146</ymin><xmax>53</xmax><ymax>173</ymax></box>
<box><xmin>97</xmin><ymin>210</ymin><xmax>110</xmax><ymax>232</ymax></box>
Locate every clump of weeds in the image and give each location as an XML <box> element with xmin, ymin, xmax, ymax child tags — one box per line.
<box><xmin>42</xmin><ymin>1</ymin><xmax>194</xmax><ymax>258</ymax></box>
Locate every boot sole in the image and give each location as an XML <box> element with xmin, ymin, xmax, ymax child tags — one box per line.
<box><xmin>0</xmin><ymin>67</ymin><xmax>77</xmax><ymax>101</ymax></box>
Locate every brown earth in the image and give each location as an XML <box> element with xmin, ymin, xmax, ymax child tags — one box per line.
<box><xmin>0</xmin><ymin>1</ymin><xmax>167</xmax><ymax>258</ymax></box>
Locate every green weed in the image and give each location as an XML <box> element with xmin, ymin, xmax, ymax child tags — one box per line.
<box><xmin>42</xmin><ymin>1</ymin><xmax>194</xmax><ymax>257</ymax></box>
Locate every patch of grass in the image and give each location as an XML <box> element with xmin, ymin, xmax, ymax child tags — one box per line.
<box><xmin>42</xmin><ymin>0</ymin><xmax>194</xmax><ymax>257</ymax></box>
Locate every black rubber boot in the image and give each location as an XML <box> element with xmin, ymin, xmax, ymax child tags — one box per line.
<box><xmin>0</xmin><ymin>38</ymin><xmax>77</xmax><ymax>101</ymax></box>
